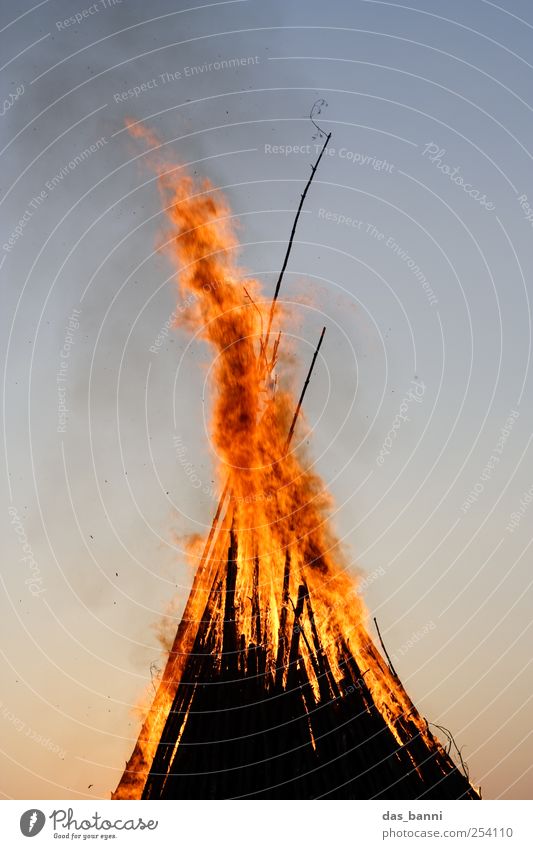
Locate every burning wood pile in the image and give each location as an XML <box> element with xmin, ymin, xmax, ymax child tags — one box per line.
<box><xmin>112</xmin><ymin>119</ymin><xmax>479</xmax><ymax>800</ymax></box>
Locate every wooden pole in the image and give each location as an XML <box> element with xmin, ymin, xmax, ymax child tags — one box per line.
<box><xmin>374</xmin><ymin>617</ymin><xmax>399</xmax><ymax>678</ymax></box>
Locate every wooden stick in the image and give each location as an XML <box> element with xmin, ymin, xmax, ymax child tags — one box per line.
<box><xmin>263</xmin><ymin>131</ymin><xmax>332</xmax><ymax>347</ymax></box>
<box><xmin>374</xmin><ymin>617</ymin><xmax>399</xmax><ymax>678</ymax></box>
<box><xmin>285</xmin><ymin>326</ymin><xmax>326</xmax><ymax>448</ymax></box>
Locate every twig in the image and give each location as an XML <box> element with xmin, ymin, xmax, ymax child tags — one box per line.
<box><xmin>310</xmin><ymin>98</ymin><xmax>329</xmax><ymax>140</ymax></box>
<box><xmin>263</xmin><ymin>128</ymin><xmax>332</xmax><ymax>347</ymax></box>
<box><xmin>373</xmin><ymin>617</ymin><xmax>399</xmax><ymax>678</ymax></box>
<box><xmin>285</xmin><ymin>326</ymin><xmax>326</xmax><ymax>448</ymax></box>
<box><xmin>149</xmin><ymin>661</ymin><xmax>162</xmax><ymax>695</ymax></box>
<box><xmin>428</xmin><ymin>720</ymin><xmax>471</xmax><ymax>782</ymax></box>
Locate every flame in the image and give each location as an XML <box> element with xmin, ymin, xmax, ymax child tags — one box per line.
<box><xmin>113</xmin><ymin>122</ymin><xmax>445</xmax><ymax>800</ymax></box>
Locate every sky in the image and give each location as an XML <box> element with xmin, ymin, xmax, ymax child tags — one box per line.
<box><xmin>1</xmin><ymin>0</ymin><xmax>532</xmax><ymax>800</ymax></box>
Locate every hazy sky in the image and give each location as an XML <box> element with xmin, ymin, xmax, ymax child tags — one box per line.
<box><xmin>1</xmin><ymin>0</ymin><xmax>532</xmax><ymax>800</ymax></box>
